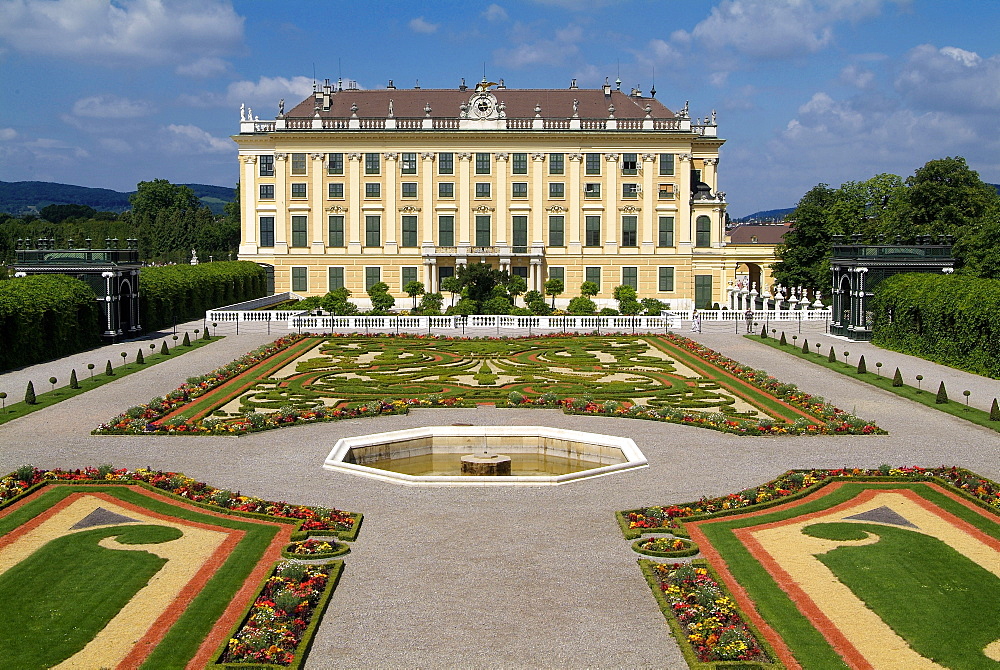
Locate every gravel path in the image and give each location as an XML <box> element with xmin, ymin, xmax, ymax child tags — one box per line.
<box><xmin>0</xmin><ymin>321</ymin><xmax>997</xmax><ymax>669</ymax></box>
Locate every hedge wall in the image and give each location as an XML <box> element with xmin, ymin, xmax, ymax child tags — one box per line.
<box><xmin>0</xmin><ymin>275</ymin><xmax>100</xmax><ymax>372</ymax></box>
<box><xmin>140</xmin><ymin>261</ymin><xmax>267</xmax><ymax>331</ymax></box>
<box><xmin>872</xmin><ymin>273</ymin><xmax>1000</xmax><ymax>377</ymax></box>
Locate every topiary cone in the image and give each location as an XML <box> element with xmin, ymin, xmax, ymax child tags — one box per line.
<box><xmin>24</xmin><ymin>380</ymin><xmax>36</xmax><ymax>405</ymax></box>
<box><xmin>856</xmin><ymin>355</ymin><xmax>866</xmax><ymax>374</ymax></box>
<box><xmin>892</xmin><ymin>368</ymin><xmax>903</xmax><ymax>387</ymax></box>
<box><xmin>779</xmin><ymin>332</ymin><xmax>787</xmax><ymax>345</ymax></box>
<box><xmin>828</xmin><ymin>347</ymin><xmax>836</xmax><ymax>363</ymax></box>
<box><xmin>760</xmin><ymin>324</ymin><xmax>767</xmax><ymax>338</ymax></box>
<box><xmin>70</xmin><ymin>369</ymin><xmax>79</xmax><ymax>389</ymax></box>
<box><xmin>801</xmin><ymin>338</ymin><xmax>809</xmax><ymax>354</ymax></box>
<box><xmin>991</xmin><ymin>398</ymin><xmax>1000</xmax><ymax>421</ymax></box>
<box><xmin>935</xmin><ymin>381</ymin><xmax>948</xmax><ymax>404</ymax></box>
<box><xmin>105</xmin><ymin>360</ymin><xmax>114</xmax><ymax>376</ymax></box>
<box><xmin>136</xmin><ymin>349</ymin><xmax>145</xmax><ymax>364</ymax></box>
<box><xmin>161</xmin><ymin>341</ymin><xmax>170</xmax><ymax>355</ymax></box>
<box><xmin>202</xmin><ymin>328</ymin><xmax>210</xmax><ymax>340</ymax></box>
<box><xmin>182</xmin><ymin>332</ymin><xmax>191</xmax><ymax>346</ymax></box>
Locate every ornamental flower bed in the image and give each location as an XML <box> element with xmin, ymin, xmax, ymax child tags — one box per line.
<box><xmin>650</xmin><ymin>562</ymin><xmax>770</xmax><ymax>663</ymax></box>
<box><xmin>283</xmin><ymin>538</ymin><xmax>346</xmax><ymax>559</ymax></box>
<box><xmin>622</xmin><ymin>466</ymin><xmax>1000</xmax><ymax>535</ymax></box>
<box><xmin>1</xmin><ymin>465</ymin><xmax>357</xmax><ymax>536</ymax></box>
<box><xmin>633</xmin><ymin>535</ymin><xmax>699</xmax><ymax>557</ymax></box>
<box><xmin>221</xmin><ymin>561</ymin><xmax>335</xmax><ymax>666</ymax></box>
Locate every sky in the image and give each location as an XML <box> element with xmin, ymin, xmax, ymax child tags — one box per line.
<box><xmin>0</xmin><ymin>0</ymin><xmax>998</xmax><ymax>217</ymax></box>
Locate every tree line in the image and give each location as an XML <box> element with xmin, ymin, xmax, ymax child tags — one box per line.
<box><xmin>772</xmin><ymin>156</ymin><xmax>1000</xmax><ymax>291</ymax></box>
<box><xmin>0</xmin><ymin>179</ymin><xmax>240</xmax><ymax>266</ymax></box>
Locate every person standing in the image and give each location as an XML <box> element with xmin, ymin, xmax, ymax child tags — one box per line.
<box><xmin>744</xmin><ymin>308</ymin><xmax>754</xmax><ymax>333</ymax></box>
<box><xmin>691</xmin><ymin>309</ymin><xmax>702</xmax><ymax>333</ymax></box>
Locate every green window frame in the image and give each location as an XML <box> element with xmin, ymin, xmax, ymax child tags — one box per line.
<box><xmin>512</xmin><ymin>153</ymin><xmax>527</xmax><ymax>174</ymax></box>
<box><xmin>512</xmin><ymin>182</ymin><xmax>528</xmax><ymax>199</ymax></box>
<box><xmin>549</xmin><ymin>153</ymin><xmax>564</xmax><ymax>175</ymax></box>
<box><xmin>365</xmin><ymin>215</ymin><xmax>381</xmax><ymax>247</ymax></box>
<box><xmin>475</xmin><ymin>152</ymin><xmax>491</xmax><ymax>174</ymax></box>
<box><xmin>438</xmin><ymin>182</ymin><xmax>454</xmax><ymax>198</ymax></box>
<box><xmin>401</xmin><ymin>152</ymin><xmax>417</xmax><ymax>175</ymax></box>
<box><xmin>621</xmin><ymin>216</ymin><xmax>637</xmax><ymax>247</ymax></box>
<box><xmin>328</xmin><ymin>215</ymin><xmax>344</xmax><ymax>247</ymax></box>
<box><xmin>401</xmin><ymin>266</ymin><xmax>418</xmax><ymax>290</ymax></box>
<box><xmin>659</xmin><ymin>153</ymin><xmax>674</xmax><ymax>176</ymax></box>
<box><xmin>621</xmin><ymin>153</ymin><xmax>638</xmax><ymax>175</ymax></box>
<box><xmin>658</xmin><ymin>216</ymin><xmax>674</xmax><ymax>247</ymax></box>
<box><xmin>694</xmin><ymin>274</ymin><xmax>713</xmax><ymax>309</ymax></box>
<box><xmin>549</xmin><ymin>182</ymin><xmax>564</xmax><ymax>198</ymax></box>
<box><xmin>365</xmin><ymin>182</ymin><xmax>381</xmax><ymax>198</ymax></box>
<box><xmin>291</xmin><ymin>153</ymin><xmax>307</xmax><ymax>175</ymax></box>
<box><xmin>585</xmin><ymin>215</ymin><xmax>601</xmax><ymax>247</ymax></box>
<box><xmin>438</xmin><ymin>215</ymin><xmax>454</xmax><ymax>247</ymax></box>
<box><xmin>259</xmin><ymin>216</ymin><xmax>274</xmax><ymax>247</ymax></box>
<box><xmin>291</xmin><ymin>182</ymin><xmax>307</xmax><ymax>198</ymax></box>
<box><xmin>475</xmin><ymin>182</ymin><xmax>491</xmax><ymax>198</ymax></box>
<box><xmin>291</xmin><ymin>266</ymin><xmax>307</xmax><ymax>292</ymax></box>
<box><xmin>696</xmin><ymin>215</ymin><xmax>711</xmax><ymax>248</ymax></box>
<box><xmin>438</xmin><ymin>152</ymin><xmax>454</xmax><ymax>175</ymax></box>
<box><xmin>585</xmin><ymin>153</ymin><xmax>601</xmax><ymax>175</ymax></box>
<box><xmin>401</xmin><ymin>215</ymin><xmax>418</xmax><ymax>247</ymax></box>
<box><xmin>327</xmin><ymin>183</ymin><xmax>344</xmax><ymax>199</ymax></box>
<box><xmin>401</xmin><ymin>182</ymin><xmax>417</xmax><ymax>198</ymax></box>
<box><xmin>622</xmin><ymin>183</ymin><xmax>639</xmax><ymax>199</ymax></box>
<box><xmin>328</xmin><ymin>267</ymin><xmax>344</xmax><ymax>290</ymax></box>
<box><xmin>475</xmin><ymin>215</ymin><xmax>491</xmax><ymax>247</ymax></box>
<box><xmin>365</xmin><ymin>267</ymin><xmax>381</xmax><ymax>291</ymax></box>
<box><xmin>291</xmin><ymin>215</ymin><xmax>308</xmax><ymax>247</ymax></box>
<box><xmin>584</xmin><ymin>182</ymin><xmax>601</xmax><ymax>198</ymax></box>
<box><xmin>658</xmin><ymin>267</ymin><xmax>674</xmax><ymax>292</ymax></box>
<box><xmin>327</xmin><ymin>153</ymin><xmax>344</xmax><ymax>175</ymax></box>
<box><xmin>548</xmin><ymin>266</ymin><xmax>564</xmax><ymax>282</ymax></box>
<box><xmin>585</xmin><ymin>266</ymin><xmax>601</xmax><ymax>291</ymax></box>
<box><xmin>259</xmin><ymin>155</ymin><xmax>274</xmax><ymax>176</ymax></box>
<box><xmin>548</xmin><ymin>215</ymin><xmax>564</xmax><ymax>247</ymax></box>
<box><xmin>512</xmin><ymin>216</ymin><xmax>528</xmax><ymax>251</ymax></box>
<box><xmin>259</xmin><ymin>184</ymin><xmax>274</xmax><ymax>200</ymax></box>
<box><xmin>364</xmin><ymin>152</ymin><xmax>380</xmax><ymax>175</ymax></box>
<box><xmin>622</xmin><ymin>266</ymin><xmax>638</xmax><ymax>290</ymax></box>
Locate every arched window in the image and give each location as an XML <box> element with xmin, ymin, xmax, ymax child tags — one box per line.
<box><xmin>695</xmin><ymin>216</ymin><xmax>711</xmax><ymax>247</ymax></box>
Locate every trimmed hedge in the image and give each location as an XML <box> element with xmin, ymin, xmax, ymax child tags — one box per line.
<box><xmin>0</xmin><ymin>274</ymin><xmax>100</xmax><ymax>372</ymax></box>
<box><xmin>872</xmin><ymin>273</ymin><xmax>1000</xmax><ymax>377</ymax></box>
<box><xmin>140</xmin><ymin>261</ymin><xmax>266</xmax><ymax>331</ymax></box>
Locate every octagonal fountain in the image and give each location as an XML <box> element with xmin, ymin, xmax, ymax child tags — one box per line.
<box><xmin>323</xmin><ymin>426</ymin><xmax>647</xmax><ymax>486</ymax></box>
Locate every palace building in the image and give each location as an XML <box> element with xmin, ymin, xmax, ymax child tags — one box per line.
<box><xmin>233</xmin><ymin>77</ymin><xmax>776</xmax><ymax>309</ymax></box>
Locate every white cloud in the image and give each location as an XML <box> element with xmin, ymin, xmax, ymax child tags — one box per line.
<box><xmin>176</xmin><ymin>57</ymin><xmax>230</xmax><ymax>78</ymax></box>
<box><xmin>484</xmin><ymin>4</ymin><xmax>508</xmax><ymax>22</ymax></box>
<box><xmin>72</xmin><ymin>94</ymin><xmax>153</xmax><ymax>118</ymax></box>
<box><xmin>408</xmin><ymin>16</ymin><xmax>438</xmax><ymax>34</ymax></box>
<box><xmin>99</xmin><ymin>137</ymin><xmax>132</xmax><ymax>153</ymax></box>
<box><xmin>0</xmin><ymin>128</ymin><xmax>16</xmax><ymax>140</ymax></box>
<box><xmin>0</xmin><ymin>0</ymin><xmax>244</xmax><ymax>67</ymax></box>
<box><xmin>839</xmin><ymin>64</ymin><xmax>875</xmax><ymax>89</ymax></box>
<box><xmin>164</xmin><ymin>124</ymin><xmax>232</xmax><ymax>154</ymax></box>
<box><xmin>895</xmin><ymin>44</ymin><xmax>1000</xmax><ymax>113</ymax></box>
<box><xmin>493</xmin><ymin>21</ymin><xmax>582</xmax><ymax>68</ymax></box>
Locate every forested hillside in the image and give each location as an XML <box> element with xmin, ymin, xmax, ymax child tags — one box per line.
<box><xmin>0</xmin><ymin>181</ymin><xmax>235</xmax><ymax>215</ymax></box>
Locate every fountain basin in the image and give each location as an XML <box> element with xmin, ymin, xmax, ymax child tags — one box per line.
<box><xmin>323</xmin><ymin>426</ymin><xmax>647</xmax><ymax>486</ymax></box>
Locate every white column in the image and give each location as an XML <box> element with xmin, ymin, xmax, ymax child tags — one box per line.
<box><xmin>347</xmin><ymin>153</ymin><xmax>362</xmax><ymax>253</ymax></box>
<box><xmin>567</xmin><ymin>153</ymin><xmax>582</xmax><ymax>251</ymax></box>
<box><xmin>457</xmin><ymin>153</ymin><xmax>472</xmax><ymax>248</ymax></box>
<box><xmin>273</xmin><ymin>153</ymin><xmax>288</xmax><ymax>250</ymax></box>
<box><xmin>531</xmin><ymin>153</ymin><xmax>545</xmax><ymax>246</ymax></box>
<box><xmin>641</xmin><ymin>153</ymin><xmax>656</xmax><ymax>249</ymax></box>
<box><xmin>383</xmin><ymin>152</ymin><xmax>398</xmax><ymax>249</ymax></box>
<box><xmin>604</xmin><ymin>153</ymin><xmax>618</xmax><ymax>247</ymax></box>
<box><xmin>310</xmin><ymin>153</ymin><xmax>325</xmax><ymax>251</ymax></box>
<box><xmin>240</xmin><ymin>155</ymin><xmax>257</xmax><ymax>253</ymax></box>
<box><xmin>495</xmin><ymin>153</ymin><xmax>509</xmax><ymax>247</ymax></box>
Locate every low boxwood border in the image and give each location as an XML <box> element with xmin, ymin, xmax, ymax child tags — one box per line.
<box><xmin>281</xmin><ymin>539</ymin><xmax>350</xmax><ymax>560</ymax></box>
<box><xmin>631</xmin><ymin>536</ymin><xmax>699</xmax><ymax>558</ymax></box>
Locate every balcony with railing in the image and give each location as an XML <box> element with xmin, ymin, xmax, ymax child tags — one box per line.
<box><xmin>241</xmin><ymin>115</ymin><xmax>710</xmax><ymax>134</ymax></box>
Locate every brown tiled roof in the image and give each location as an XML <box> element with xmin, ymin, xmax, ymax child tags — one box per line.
<box><xmin>286</xmin><ymin>87</ymin><xmax>674</xmax><ymax>120</ymax></box>
<box><xmin>728</xmin><ymin>223</ymin><xmax>790</xmax><ymax>244</ymax></box>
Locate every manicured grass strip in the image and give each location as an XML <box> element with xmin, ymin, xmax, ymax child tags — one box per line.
<box><xmin>0</xmin><ymin>335</ymin><xmax>221</xmax><ymax>426</ymax></box>
<box><xmin>748</xmin><ymin>334</ymin><xmax>1000</xmax><ymax>433</ymax></box>
<box><xmin>0</xmin><ymin>524</ymin><xmax>181</xmax><ymax>668</ymax></box>
<box><xmin>693</xmin><ymin>481</ymin><xmax>1000</xmax><ymax>669</ymax></box>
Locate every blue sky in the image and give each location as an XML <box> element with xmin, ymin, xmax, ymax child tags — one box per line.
<box><xmin>0</xmin><ymin>0</ymin><xmax>998</xmax><ymax>216</ymax></box>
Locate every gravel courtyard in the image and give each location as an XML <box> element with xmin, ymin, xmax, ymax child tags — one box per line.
<box><xmin>0</xmin><ymin>321</ymin><xmax>997</xmax><ymax>669</ymax></box>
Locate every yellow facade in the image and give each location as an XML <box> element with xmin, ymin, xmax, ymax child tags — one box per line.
<box><xmin>234</xmin><ymin>81</ymin><xmax>776</xmax><ymax>309</ymax></box>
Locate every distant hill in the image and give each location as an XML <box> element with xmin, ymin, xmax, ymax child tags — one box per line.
<box><xmin>0</xmin><ymin>181</ymin><xmax>235</xmax><ymax>216</ymax></box>
<box><xmin>732</xmin><ymin>207</ymin><xmax>794</xmax><ymax>224</ymax></box>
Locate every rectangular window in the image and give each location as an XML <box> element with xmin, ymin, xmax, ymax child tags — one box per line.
<box><xmin>696</xmin><ymin>215</ymin><xmax>711</xmax><ymax>248</ymax></box>
<box><xmin>585</xmin><ymin>153</ymin><xmax>601</xmax><ymax>175</ymax></box>
<box><xmin>622</xmin><ymin>183</ymin><xmax>639</xmax><ymax>199</ymax></box>
<box><xmin>475</xmin><ymin>182</ymin><xmax>491</xmax><ymax>198</ymax></box>
<box><xmin>438</xmin><ymin>152</ymin><xmax>454</xmax><ymax>175</ymax></box>
<box><xmin>291</xmin><ymin>182</ymin><xmax>307</xmax><ymax>198</ymax></box>
<box><xmin>475</xmin><ymin>215</ymin><xmax>491</xmax><ymax>247</ymax></box>
<box><xmin>327</xmin><ymin>152</ymin><xmax>344</xmax><ymax>175</ymax></box>
<box><xmin>621</xmin><ymin>216</ymin><xmax>638</xmax><ymax>247</ymax></box>
<box><xmin>327</xmin><ymin>183</ymin><xmax>344</xmax><ymax>199</ymax></box>
<box><xmin>401</xmin><ymin>215</ymin><xmax>418</xmax><ymax>247</ymax></box>
<box><xmin>585</xmin><ymin>215</ymin><xmax>601</xmax><ymax>247</ymax></box>
<box><xmin>549</xmin><ymin>153</ymin><xmax>564</xmax><ymax>175</ymax></box>
<box><xmin>548</xmin><ymin>182</ymin><xmax>565</xmax><ymax>199</ymax></box>
<box><xmin>584</xmin><ymin>182</ymin><xmax>601</xmax><ymax>198</ymax></box>
<box><xmin>548</xmin><ymin>266</ymin><xmax>564</xmax><ymax>283</ymax></box>
<box><xmin>475</xmin><ymin>152</ymin><xmax>491</xmax><ymax>174</ymax></box>
<box><xmin>694</xmin><ymin>274</ymin><xmax>713</xmax><ymax>309</ymax></box>
<box><xmin>512</xmin><ymin>182</ymin><xmax>528</xmax><ymax>199</ymax></box>
<box><xmin>658</xmin><ymin>267</ymin><xmax>675</xmax><ymax>292</ymax></box>
<box><xmin>364</xmin><ymin>152</ymin><xmax>380</xmax><ymax>175</ymax></box>
<box><xmin>401</xmin><ymin>182</ymin><xmax>417</xmax><ymax>198</ymax></box>
<box><xmin>365</xmin><ymin>182</ymin><xmax>381</xmax><ymax>198</ymax></box>
<box><xmin>512</xmin><ymin>216</ymin><xmax>528</xmax><ymax>251</ymax></box>
<box><xmin>259</xmin><ymin>184</ymin><xmax>274</xmax><ymax>200</ymax></box>
<box><xmin>259</xmin><ymin>216</ymin><xmax>274</xmax><ymax>247</ymax></box>
<box><xmin>401</xmin><ymin>266</ymin><xmax>418</xmax><ymax>290</ymax></box>
<box><xmin>438</xmin><ymin>182</ymin><xmax>454</xmax><ymax>198</ymax></box>
<box><xmin>365</xmin><ymin>267</ymin><xmax>381</xmax><ymax>291</ymax></box>
<box><xmin>621</xmin><ymin>153</ymin><xmax>638</xmax><ymax>175</ymax></box>
<box><xmin>659</xmin><ymin>153</ymin><xmax>674</xmax><ymax>176</ymax></box>
<box><xmin>512</xmin><ymin>266</ymin><xmax>528</xmax><ymax>279</ymax></box>
<box><xmin>585</xmin><ymin>267</ymin><xmax>601</xmax><ymax>292</ymax></box>
<box><xmin>291</xmin><ymin>153</ymin><xmax>307</xmax><ymax>175</ymax></box>
<box><xmin>291</xmin><ymin>215</ymin><xmax>308</xmax><ymax>247</ymax></box>
<box><xmin>548</xmin><ymin>216</ymin><xmax>564</xmax><ymax>247</ymax></box>
<box><xmin>365</xmin><ymin>215</ymin><xmax>381</xmax><ymax>247</ymax></box>
<box><xmin>291</xmin><ymin>267</ymin><xmax>308</xmax><ymax>292</ymax></box>
<box><xmin>328</xmin><ymin>215</ymin><xmax>345</xmax><ymax>247</ymax></box>
<box><xmin>658</xmin><ymin>216</ymin><xmax>674</xmax><ymax>247</ymax></box>
<box><xmin>401</xmin><ymin>152</ymin><xmax>417</xmax><ymax>175</ymax></box>
<box><xmin>622</xmin><ymin>267</ymin><xmax>638</xmax><ymax>290</ymax></box>
<box><xmin>512</xmin><ymin>153</ymin><xmax>527</xmax><ymax>174</ymax></box>
<box><xmin>658</xmin><ymin>183</ymin><xmax>675</xmax><ymax>200</ymax></box>
<box><xmin>259</xmin><ymin>155</ymin><xmax>274</xmax><ymax>177</ymax></box>
<box><xmin>328</xmin><ymin>267</ymin><xmax>344</xmax><ymax>290</ymax></box>
<box><xmin>438</xmin><ymin>215</ymin><xmax>454</xmax><ymax>247</ymax></box>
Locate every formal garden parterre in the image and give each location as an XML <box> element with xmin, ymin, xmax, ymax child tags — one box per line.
<box><xmin>621</xmin><ymin>467</ymin><xmax>1000</xmax><ymax>669</ymax></box>
<box><xmin>94</xmin><ymin>332</ymin><xmax>884</xmax><ymax>437</ymax></box>
<box><xmin>0</xmin><ymin>465</ymin><xmax>360</xmax><ymax>669</ymax></box>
